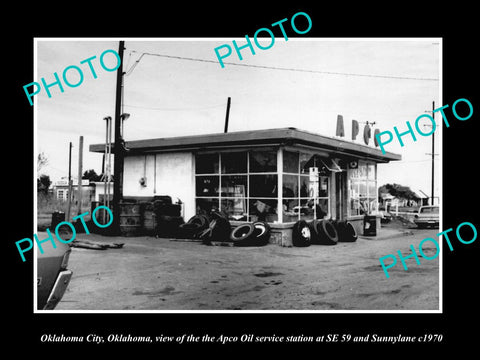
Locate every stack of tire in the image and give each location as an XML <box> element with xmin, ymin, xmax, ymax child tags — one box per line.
<box><xmin>230</xmin><ymin>221</ymin><xmax>271</xmax><ymax>247</ymax></box>
<box><xmin>291</xmin><ymin>219</ymin><xmax>358</xmax><ymax>247</ymax></box>
<box><xmin>153</xmin><ymin>196</ymin><xmax>184</xmax><ymax>238</ymax></box>
<box><xmin>332</xmin><ymin>220</ymin><xmax>358</xmax><ymax>242</ymax></box>
<box><xmin>310</xmin><ymin>219</ymin><xmax>339</xmax><ymax>245</ymax></box>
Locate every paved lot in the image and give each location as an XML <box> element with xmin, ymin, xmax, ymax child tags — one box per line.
<box><xmin>53</xmin><ymin>224</ymin><xmax>440</xmax><ymax>311</ymax></box>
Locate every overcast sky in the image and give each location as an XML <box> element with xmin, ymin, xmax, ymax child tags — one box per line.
<box><xmin>36</xmin><ymin>38</ymin><xmax>441</xmax><ymax>196</ymax></box>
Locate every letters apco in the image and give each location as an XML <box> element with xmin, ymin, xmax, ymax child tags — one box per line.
<box><xmin>336</xmin><ymin>114</ymin><xmax>380</xmax><ymax>147</ymax></box>
<box><xmin>214</xmin><ymin>11</ymin><xmax>312</xmax><ymax>68</ymax></box>
<box><xmin>23</xmin><ymin>49</ymin><xmax>121</xmax><ymax>106</ymax></box>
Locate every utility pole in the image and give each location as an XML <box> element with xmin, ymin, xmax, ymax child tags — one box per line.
<box><xmin>431</xmin><ymin>101</ymin><xmax>435</xmax><ymax>205</ymax></box>
<box><xmin>224</xmin><ymin>97</ymin><xmax>231</xmax><ymax>133</ymax></box>
<box><xmin>77</xmin><ymin>135</ymin><xmax>84</xmax><ymax>216</ymax></box>
<box><xmin>112</xmin><ymin>40</ymin><xmax>125</xmax><ymax>235</ymax></box>
<box><xmin>424</xmin><ymin>101</ymin><xmax>437</xmax><ymax>206</ymax></box>
<box><xmin>66</xmin><ymin>142</ymin><xmax>73</xmax><ymax>222</ymax></box>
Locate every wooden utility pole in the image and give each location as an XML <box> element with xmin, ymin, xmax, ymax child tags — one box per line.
<box><xmin>112</xmin><ymin>40</ymin><xmax>125</xmax><ymax>235</ymax></box>
<box><xmin>77</xmin><ymin>135</ymin><xmax>84</xmax><ymax>216</ymax></box>
<box><xmin>66</xmin><ymin>142</ymin><xmax>73</xmax><ymax>222</ymax></box>
<box><xmin>224</xmin><ymin>97</ymin><xmax>231</xmax><ymax>133</ymax></box>
<box><xmin>431</xmin><ymin>101</ymin><xmax>435</xmax><ymax>205</ymax></box>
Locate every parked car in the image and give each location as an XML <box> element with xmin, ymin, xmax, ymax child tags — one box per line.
<box><xmin>414</xmin><ymin>205</ymin><xmax>439</xmax><ymax>229</ymax></box>
<box><xmin>37</xmin><ymin>240</ymin><xmax>72</xmax><ymax>310</ymax></box>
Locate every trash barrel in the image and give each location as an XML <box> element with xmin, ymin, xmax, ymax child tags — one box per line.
<box><xmin>51</xmin><ymin>211</ymin><xmax>65</xmax><ymax>229</ymax></box>
<box><xmin>141</xmin><ymin>202</ymin><xmax>156</xmax><ymax>236</ymax></box>
<box><xmin>119</xmin><ymin>202</ymin><xmax>143</xmax><ymax>236</ymax></box>
<box><xmin>363</xmin><ymin>215</ymin><xmax>377</xmax><ymax>236</ymax></box>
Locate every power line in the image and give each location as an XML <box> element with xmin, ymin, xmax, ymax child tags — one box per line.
<box><xmin>123</xmin><ymin>103</ymin><xmax>225</xmax><ymax>112</ymax></box>
<box><xmin>129</xmin><ymin>50</ymin><xmax>439</xmax><ymax>82</ymax></box>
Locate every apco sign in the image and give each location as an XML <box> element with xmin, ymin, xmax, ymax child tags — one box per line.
<box><xmin>335</xmin><ymin>115</ymin><xmax>381</xmax><ymax>147</ymax></box>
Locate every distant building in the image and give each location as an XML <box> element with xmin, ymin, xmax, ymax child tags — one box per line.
<box><xmin>52</xmin><ymin>178</ymin><xmax>95</xmax><ymax>205</ymax></box>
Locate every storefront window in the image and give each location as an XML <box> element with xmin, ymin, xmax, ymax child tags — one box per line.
<box><xmin>283</xmin><ymin>174</ymin><xmax>298</xmax><ymax>197</ymax></box>
<box><xmin>221</xmin><ymin>175</ymin><xmax>247</xmax><ymax>197</ymax></box>
<box><xmin>195</xmin><ymin>153</ymin><xmax>219</xmax><ymax>174</ymax></box>
<box><xmin>299</xmin><ymin>176</ymin><xmax>310</xmax><ymax>198</ymax></box>
<box><xmin>318</xmin><ymin>176</ymin><xmax>328</xmax><ymax>198</ymax></box>
<box><xmin>221</xmin><ymin>152</ymin><xmax>247</xmax><ymax>174</ymax></box>
<box><xmin>196</xmin><ymin>176</ymin><xmax>219</xmax><ymax>197</ymax></box>
<box><xmin>249</xmin><ymin>174</ymin><xmax>277</xmax><ymax>198</ymax></box>
<box><xmin>221</xmin><ymin>198</ymin><xmax>247</xmax><ymax>221</ymax></box>
<box><xmin>196</xmin><ymin>198</ymin><xmax>219</xmax><ymax>215</ymax></box>
<box><xmin>195</xmin><ymin>150</ymin><xmax>333</xmax><ymax>223</ymax></box>
<box><xmin>283</xmin><ymin>150</ymin><xmax>299</xmax><ymax>173</ymax></box>
<box><xmin>349</xmin><ymin>161</ymin><xmax>377</xmax><ymax>216</ymax></box>
<box><xmin>195</xmin><ymin>150</ymin><xmax>278</xmax><ymax>221</ymax></box>
<box><xmin>249</xmin><ymin>199</ymin><xmax>278</xmax><ymax>222</ymax></box>
<box><xmin>250</xmin><ymin>150</ymin><xmax>277</xmax><ymax>173</ymax></box>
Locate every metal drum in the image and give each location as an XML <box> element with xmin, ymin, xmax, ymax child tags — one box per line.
<box><xmin>141</xmin><ymin>202</ymin><xmax>156</xmax><ymax>236</ymax></box>
<box><xmin>119</xmin><ymin>202</ymin><xmax>142</xmax><ymax>236</ymax></box>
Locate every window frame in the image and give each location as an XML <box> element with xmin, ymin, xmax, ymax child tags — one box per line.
<box><xmin>348</xmin><ymin>160</ymin><xmax>377</xmax><ymax>217</ymax></box>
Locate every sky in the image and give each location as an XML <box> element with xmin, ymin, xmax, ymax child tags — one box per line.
<box><xmin>35</xmin><ymin>38</ymin><xmax>441</xmax><ymax>198</ymax></box>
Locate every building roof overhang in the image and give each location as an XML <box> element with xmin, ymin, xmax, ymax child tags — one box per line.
<box><xmin>89</xmin><ymin>127</ymin><xmax>401</xmax><ymax>163</ymax></box>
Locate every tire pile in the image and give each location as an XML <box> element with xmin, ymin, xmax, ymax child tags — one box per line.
<box><xmin>292</xmin><ymin>219</ymin><xmax>358</xmax><ymax>247</ymax></box>
<box><xmin>174</xmin><ymin>212</ymin><xmax>270</xmax><ymax>247</ymax></box>
<box><xmin>155</xmin><ymin>209</ymin><xmax>355</xmax><ymax>249</ymax></box>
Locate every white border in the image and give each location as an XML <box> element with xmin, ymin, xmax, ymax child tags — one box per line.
<box><xmin>34</xmin><ymin>37</ymin><xmax>443</xmax><ymax>314</ymax></box>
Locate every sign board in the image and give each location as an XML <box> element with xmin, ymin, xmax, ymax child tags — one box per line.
<box><xmin>309</xmin><ymin>167</ymin><xmax>318</xmax><ymax>182</ymax></box>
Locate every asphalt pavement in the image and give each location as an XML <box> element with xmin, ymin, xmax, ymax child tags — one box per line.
<box><xmin>50</xmin><ymin>221</ymin><xmax>440</xmax><ymax>311</ymax></box>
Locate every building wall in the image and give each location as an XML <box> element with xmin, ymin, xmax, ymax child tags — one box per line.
<box><xmin>123</xmin><ymin>152</ymin><xmax>195</xmax><ymax>220</ymax></box>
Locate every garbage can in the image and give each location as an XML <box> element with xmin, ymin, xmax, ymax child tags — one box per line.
<box><xmin>51</xmin><ymin>211</ymin><xmax>65</xmax><ymax>229</ymax></box>
<box><xmin>363</xmin><ymin>215</ymin><xmax>377</xmax><ymax>236</ymax></box>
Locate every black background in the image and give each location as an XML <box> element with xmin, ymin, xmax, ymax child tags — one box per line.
<box><xmin>6</xmin><ymin>2</ymin><xmax>478</xmax><ymax>354</ymax></box>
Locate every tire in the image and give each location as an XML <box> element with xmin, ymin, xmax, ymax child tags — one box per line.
<box><xmin>252</xmin><ymin>221</ymin><xmax>271</xmax><ymax>246</ymax></box>
<box><xmin>178</xmin><ymin>223</ymin><xmax>205</xmax><ymax>239</ymax></box>
<box><xmin>230</xmin><ymin>223</ymin><xmax>256</xmax><ymax>246</ymax></box>
<box><xmin>292</xmin><ymin>220</ymin><xmax>312</xmax><ymax>247</ymax></box>
<box><xmin>314</xmin><ymin>220</ymin><xmax>338</xmax><ymax>245</ymax></box>
<box><xmin>187</xmin><ymin>214</ymin><xmax>209</xmax><ymax>228</ymax></box>
<box><xmin>309</xmin><ymin>219</ymin><xmax>322</xmax><ymax>244</ymax></box>
<box><xmin>335</xmin><ymin>221</ymin><xmax>358</xmax><ymax>242</ymax></box>
<box><xmin>201</xmin><ymin>217</ymin><xmax>232</xmax><ymax>244</ymax></box>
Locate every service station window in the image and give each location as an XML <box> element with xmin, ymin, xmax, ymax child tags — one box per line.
<box><xmin>349</xmin><ymin>161</ymin><xmax>377</xmax><ymax>216</ymax></box>
<box><xmin>195</xmin><ymin>149</ymin><xmax>333</xmax><ymax>223</ymax></box>
<box><xmin>282</xmin><ymin>150</ymin><xmax>329</xmax><ymax>222</ymax></box>
<box><xmin>195</xmin><ymin>150</ymin><xmax>278</xmax><ymax>222</ymax></box>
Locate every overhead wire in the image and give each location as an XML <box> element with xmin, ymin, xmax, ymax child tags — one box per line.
<box><xmin>123</xmin><ymin>103</ymin><xmax>226</xmax><ymax>112</ymax></box>
<box><xmin>128</xmin><ymin>50</ymin><xmax>439</xmax><ymax>82</ymax></box>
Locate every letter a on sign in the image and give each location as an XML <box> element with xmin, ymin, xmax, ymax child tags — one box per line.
<box><xmin>336</xmin><ymin>115</ymin><xmax>345</xmax><ymax>137</ymax></box>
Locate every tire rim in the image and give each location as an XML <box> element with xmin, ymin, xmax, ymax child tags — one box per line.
<box><xmin>301</xmin><ymin>226</ymin><xmax>311</xmax><ymax>240</ymax></box>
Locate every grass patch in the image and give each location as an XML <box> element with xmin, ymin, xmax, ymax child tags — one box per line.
<box><xmin>37</xmin><ymin>193</ymin><xmax>91</xmax><ymax>230</ymax></box>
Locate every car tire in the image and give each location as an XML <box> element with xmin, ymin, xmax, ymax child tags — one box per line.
<box><xmin>230</xmin><ymin>223</ymin><xmax>256</xmax><ymax>246</ymax></box>
<box><xmin>187</xmin><ymin>214</ymin><xmax>209</xmax><ymax>228</ymax></box>
<box><xmin>252</xmin><ymin>221</ymin><xmax>271</xmax><ymax>246</ymax></box>
<box><xmin>309</xmin><ymin>219</ymin><xmax>322</xmax><ymax>244</ymax></box>
<box><xmin>208</xmin><ymin>217</ymin><xmax>232</xmax><ymax>243</ymax></box>
<box><xmin>335</xmin><ymin>220</ymin><xmax>358</xmax><ymax>242</ymax></box>
<box><xmin>177</xmin><ymin>222</ymin><xmax>203</xmax><ymax>239</ymax></box>
<box><xmin>314</xmin><ymin>219</ymin><xmax>338</xmax><ymax>245</ymax></box>
<box><xmin>292</xmin><ymin>220</ymin><xmax>312</xmax><ymax>247</ymax></box>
